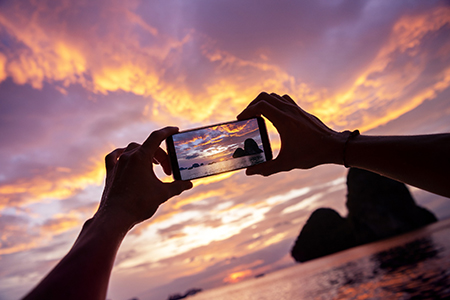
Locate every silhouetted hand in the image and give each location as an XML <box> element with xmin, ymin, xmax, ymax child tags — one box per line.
<box><xmin>97</xmin><ymin>126</ymin><xmax>193</xmax><ymax>229</ymax></box>
<box><xmin>237</xmin><ymin>92</ymin><xmax>346</xmax><ymax>176</ymax></box>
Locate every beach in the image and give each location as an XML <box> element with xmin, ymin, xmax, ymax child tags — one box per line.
<box><xmin>187</xmin><ymin>219</ymin><xmax>450</xmax><ymax>300</ymax></box>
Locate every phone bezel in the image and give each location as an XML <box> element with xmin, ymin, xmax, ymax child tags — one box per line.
<box><xmin>165</xmin><ymin>117</ymin><xmax>272</xmax><ymax>181</ymax></box>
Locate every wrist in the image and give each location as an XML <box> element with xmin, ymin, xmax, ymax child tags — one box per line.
<box><xmin>342</xmin><ymin>130</ymin><xmax>360</xmax><ymax>168</ymax></box>
<box><xmin>90</xmin><ymin>207</ymin><xmax>135</xmax><ymax>240</ymax></box>
<box><xmin>326</xmin><ymin>131</ymin><xmax>350</xmax><ymax>166</ymax></box>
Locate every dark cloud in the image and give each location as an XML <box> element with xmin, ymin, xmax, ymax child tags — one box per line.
<box><xmin>185</xmin><ymin>153</ymin><xmax>200</xmax><ymax>160</ymax></box>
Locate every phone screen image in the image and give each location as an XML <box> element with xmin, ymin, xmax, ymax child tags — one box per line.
<box><xmin>168</xmin><ymin>117</ymin><xmax>271</xmax><ymax>181</ymax></box>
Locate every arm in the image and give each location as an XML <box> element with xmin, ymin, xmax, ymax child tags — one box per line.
<box><xmin>237</xmin><ymin>92</ymin><xmax>450</xmax><ymax>198</ymax></box>
<box><xmin>22</xmin><ymin>127</ymin><xmax>193</xmax><ymax>300</ymax></box>
<box><xmin>346</xmin><ymin>134</ymin><xmax>450</xmax><ymax>198</ymax></box>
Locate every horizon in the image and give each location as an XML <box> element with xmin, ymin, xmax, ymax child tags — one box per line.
<box><xmin>1</xmin><ymin>1</ymin><xmax>450</xmax><ymax>300</ymax></box>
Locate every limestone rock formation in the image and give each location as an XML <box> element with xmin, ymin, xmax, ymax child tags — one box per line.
<box><xmin>291</xmin><ymin>168</ymin><xmax>437</xmax><ymax>262</ymax></box>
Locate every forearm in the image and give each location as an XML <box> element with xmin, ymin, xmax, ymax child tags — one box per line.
<box><xmin>22</xmin><ymin>210</ymin><xmax>130</xmax><ymax>300</ymax></box>
<box><xmin>345</xmin><ymin>134</ymin><xmax>450</xmax><ymax>198</ymax></box>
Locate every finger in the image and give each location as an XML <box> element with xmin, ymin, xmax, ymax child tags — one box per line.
<box><xmin>281</xmin><ymin>94</ymin><xmax>297</xmax><ymax>105</ymax></box>
<box><xmin>246</xmin><ymin>156</ymin><xmax>292</xmax><ymax>176</ymax></box>
<box><xmin>237</xmin><ymin>99</ymin><xmax>286</xmax><ymax>128</ymax></box>
<box><xmin>237</xmin><ymin>91</ymin><xmax>278</xmax><ymax>120</ymax></box>
<box><xmin>105</xmin><ymin>148</ymin><xmax>125</xmax><ymax>173</ymax></box>
<box><xmin>164</xmin><ymin>180</ymin><xmax>193</xmax><ymax>200</ymax></box>
<box><xmin>124</xmin><ymin>142</ymin><xmax>141</xmax><ymax>152</ymax></box>
<box><xmin>246</xmin><ymin>159</ymin><xmax>277</xmax><ymax>176</ymax></box>
<box><xmin>154</xmin><ymin>147</ymin><xmax>172</xmax><ymax>175</ymax></box>
<box><xmin>238</xmin><ymin>91</ymin><xmax>271</xmax><ymax>114</ymax></box>
<box><xmin>270</xmin><ymin>93</ymin><xmax>294</xmax><ymax>105</ymax></box>
<box><xmin>142</xmin><ymin>127</ymin><xmax>179</xmax><ymax>156</ymax></box>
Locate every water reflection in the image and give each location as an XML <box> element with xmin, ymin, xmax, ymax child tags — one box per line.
<box><xmin>189</xmin><ymin>223</ymin><xmax>450</xmax><ymax>300</ymax></box>
<box><xmin>373</xmin><ymin>238</ymin><xmax>439</xmax><ymax>272</ymax></box>
<box><xmin>372</xmin><ymin>238</ymin><xmax>450</xmax><ymax>299</ymax></box>
<box><xmin>323</xmin><ymin>238</ymin><xmax>450</xmax><ymax>299</ymax></box>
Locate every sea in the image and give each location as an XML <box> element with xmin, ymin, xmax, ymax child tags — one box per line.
<box><xmin>188</xmin><ymin>219</ymin><xmax>450</xmax><ymax>300</ymax></box>
<box><xmin>180</xmin><ymin>154</ymin><xmax>265</xmax><ymax>180</ymax></box>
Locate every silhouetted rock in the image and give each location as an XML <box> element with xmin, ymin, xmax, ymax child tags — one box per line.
<box><xmin>232</xmin><ymin>147</ymin><xmax>246</xmax><ymax>158</ymax></box>
<box><xmin>346</xmin><ymin>168</ymin><xmax>437</xmax><ymax>243</ymax></box>
<box><xmin>187</xmin><ymin>163</ymin><xmax>201</xmax><ymax>170</ymax></box>
<box><xmin>291</xmin><ymin>168</ymin><xmax>437</xmax><ymax>262</ymax></box>
<box><xmin>167</xmin><ymin>288</ymin><xmax>202</xmax><ymax>300</ymax></box>
<box><xmin>244</xmin><ymin>138</ymin><xmax>263</xmax><ymax>155</ymax></box>
<box><xmin>232</xmin><ymin>138</ymin><xmax>262</xmax><ymax>158</ymax></box>
<box><xmin>291</xmin><ymin>208</ymin><xmax>357</xmax><ymax>262</ymax></box>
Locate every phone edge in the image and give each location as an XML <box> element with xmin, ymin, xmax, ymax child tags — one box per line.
<box><xmin>257</xmin><ymin>116</ymin><xmax>273</xmax><ymax>161</ymax></box>
<box><xmin>165</xmin><ymin>136</ymin><xmax>182</xmax><ymax>181</ymax></box>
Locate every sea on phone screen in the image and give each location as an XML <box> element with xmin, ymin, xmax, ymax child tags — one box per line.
<box><xmin>180</xmin><ymin>153</ymin><xmax>265</xmax><ymax>180</ymax></box>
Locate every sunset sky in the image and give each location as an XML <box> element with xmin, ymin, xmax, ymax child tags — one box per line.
<box><xmin>173</xmin><ymin>118</ymin><xmax>263</xmax><ymax>167</ymax></box>
<box><xmin>1</xmin><ymin>1</ymin><xmax>450</xmax><ymax>299</ymax></box>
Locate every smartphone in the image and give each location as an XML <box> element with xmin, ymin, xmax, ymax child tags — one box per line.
<box><xmin>166</xmin><ymin>117</ymin><xmax>272</xmax><ymax>180</ymax></box>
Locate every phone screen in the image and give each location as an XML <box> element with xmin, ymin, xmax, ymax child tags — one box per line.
<box><xmin>167</xmin><ymin>117</ymin><xmax>271</xmax><ymax>180</ymax></box>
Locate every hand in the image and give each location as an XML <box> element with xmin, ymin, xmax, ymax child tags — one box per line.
<box><xmin>97</xmin><ymin>127</ymin><xmax>193</xmax><ymax>229</ymax></box>
<box><xmin>237</xmin><ymin>92</ymin><xmax>346</xmax><ymax>176</ymax></box>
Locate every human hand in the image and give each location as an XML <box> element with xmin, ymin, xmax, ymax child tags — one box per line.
<box><xmin>237</xmin><ymin>92</ymin><xmax>346</xmax><ymax>176</ymax></box>
<box><xmin>96</xmin><ymin>127</ymin><xmax>193</xmax><ymax>230</ymax></box>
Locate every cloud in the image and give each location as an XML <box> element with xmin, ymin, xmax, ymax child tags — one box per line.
<box><xmin>0</xmin><ymin>214</ymin><xmax>39</xmax><ymax>255</ymax></box>
<box><xmin>2</xmin><ymin>0</ymin><xmax>448</xmax><ymax>133</ymax></box>
<box><xmin>40</xmin><ymin>214</ymin><xmax>80</xmax><ymax>235</ymax></box>
<box><xmin>185</xmin><ymin>153</ymin><xmax>200</xmax><ymax>160</ymax></box>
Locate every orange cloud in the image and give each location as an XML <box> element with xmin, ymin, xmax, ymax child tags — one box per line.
<box><xmin>310</xmin><ymin>6</ymin><xmax>450</xmax><ymax>131</ymax></box>
<box><xmin>40</xmin><ymin>214</ymin><xmax>80</xmax><ymax>235</ymax></box>
<box><xmin>1</xmin><ymin>3</ymin><xmax>449</xmax><ymax>133</ymax></box>
<box><xmin>0</xmin><ymin>158</ymin><xmax>105</xmax><ymax>209</ymax></box>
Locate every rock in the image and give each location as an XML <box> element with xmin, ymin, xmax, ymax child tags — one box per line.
<box><xmin>232</xmin><ymin>138</ymin><xmax>262</xmax><ymax>158</ymax></box>
<box><xmin>232</xmin><ymin>147</ymin><xmax>246</xmax><ymax>158</ymax></box>
<box><xmin>346</xmin><ymin>168</ymin><xmax>437</xmax><ymax>242</ymax></box>
<box><xmin>168</xmin><ymin>293</ymin><xmax>184</xmax><ymax>300</ymax></box>
<box><xmin>291</xmin><ymin>168</ymin><xmax>437</xmax><ymax>262</ymax></box>
<box><xmin>167</xmin><ymin>288</ymin><xmax>202</xmax><ymax>300</ymax></box>
<box><xmin>291</xmin><ymin>208</ymin><xmax>356</xmax><ymax>262</ymax></box>
<box><xmin>244</xmin><ymin>138</ymin><xmax>263</xmax><ymax>155</ymax></box>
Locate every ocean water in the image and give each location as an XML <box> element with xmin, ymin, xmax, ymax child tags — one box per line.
<box><xmin>189</xmin><ymin>219</ymin><xmax>450</xmax><ymax>300</ymax></box>
<box><xmin>180</xmin><ymin>154</ymin><xmax>265</xmax><ymax>180</ymax></box>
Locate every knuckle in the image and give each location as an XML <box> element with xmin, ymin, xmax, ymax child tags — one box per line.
<box><xmin>105</xmin><ymin>152</ymin><xmax>113</xmax><ymax>162</ymax></box>
<box><xmin>258</xmin><ymin>91</ymin><xmax>270</xmax><ymax>98</ymax></box>
<box><xmin>126</xmin><ymin>142</ymin><xmax>140</xmax><ymax>149</ymax></box>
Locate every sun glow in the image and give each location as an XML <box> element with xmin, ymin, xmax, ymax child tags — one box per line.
<box><xmin>224</xmin><ymin>270</ymin><xmax>253</xmax><ymax>283</ymax></box>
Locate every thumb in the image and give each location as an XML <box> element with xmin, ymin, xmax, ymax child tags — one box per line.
<box><xmin>166</xmin><ymin>180</ymin><xmax>193</xmax><ymax>199</ymax></box>
<box><xmin>246</xmin><ymin>159</ymin><xmax>282</xmax><ymax>177</ymax></box>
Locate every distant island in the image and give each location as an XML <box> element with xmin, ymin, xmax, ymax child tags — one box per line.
<box><xmin>291</xmin><ymin>168</ymin><xmax>437</xmax><ymax>262</ymax></box>
<box><xmin>232</xmin><ymin>138</ymin><xmax>263</xmax><ymax>158</ymax></box>
<box><xmin>167</xmin><ymin>288</ymin><xmax>202</xmax><ymax>300</ymax></box>
<box><xmin>180</xmin><ymin>163</ymin><xmax>204</xmax><ymax>171</ymax></box>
